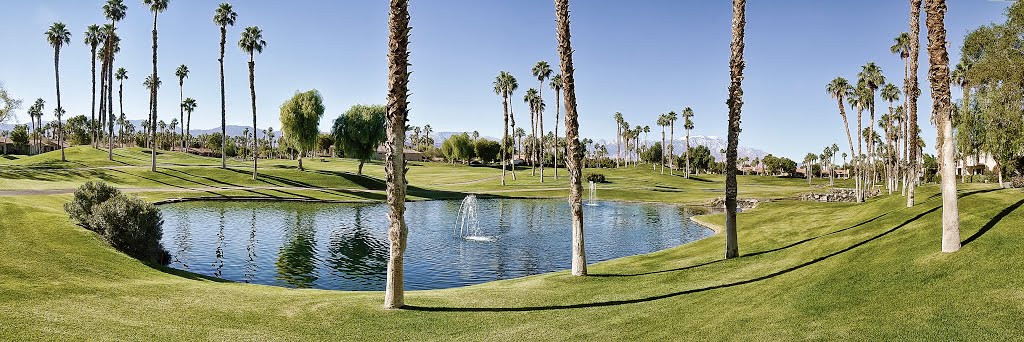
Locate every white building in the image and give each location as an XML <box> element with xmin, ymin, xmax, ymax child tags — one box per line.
<box><xmin>956</xmin><ymin>153</ymin><xmax>999</xmax><ymax>177</ymax></box>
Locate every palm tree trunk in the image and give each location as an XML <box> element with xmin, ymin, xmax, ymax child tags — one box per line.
<box><xmin>539</xmin><ymin>95</ymin><xmax>545</xmax><ymax>183</ymax></box>
<box><xmin>685</xmin><ymin>128</ymin><xmax>691</xmax><ymax>178</ymax></box>
<box><xmin>90</xmin><ymin>47</ymin><xmax>97</xmax><ymax>149</ymax></box>
<box><xmin>906</xmin><ymin>0</ymin><xmax>922</xmax><ymax>207</ymax></box>
<box><xmin>180</xmin><ymin>81</ymin><xmax>184</xmax><ymax>152</ymax></box>
<box><xmin>856</xmin><ymin>106</ymin><xmax>864</xmax><ymax>202</ymax></box>
<box><xmin>509</xmin><ymin>104</ymin><xmax>517</xmax><ymax>180</ymax></box>
<box><xmin>219</xmin><ymin>26</ymin><xmax>228</xmax><ymax>169</ymax></box>
<box><xmin>501</xmin><ymin>94</ymin><xmax>509</xmax><ymax>185</ymax></box>
<box><xmin>150</xmin><ymin>12</ymin><xmax>159</xmax><ymax>172</ymax></box>
<box><xmin>383</xmin><ymin>0</ymin><xmax>411</xmax><ymax>309</ymax></box>
<box><xmin>119</xmin><ymin>80</ymin><xmax>124</xmax><ymax>149</ymax></box>
<box><xmin>531</xmin><ymin>109</ymin><xmax>537</xmax><ymax>175</ymax></box>
<box><xmin>725</xmin><ymin>0</ymin><xmax>745</xmax><ymax>259</ymax></box>
<box><xmin>669</xmin><ymin>122</ymin><xmax>675</xmax><ymax>175</ymax></box>
<box><xmin>54</xmin><ymin>47</ymin><xmax>65</xmax><ymax>162</ymax></box>
<box><xmin>924</xmin><ymin>0</ymin><xmax>959</xmax><ymax>252</ymax></box>
<box><xmin>249</xmin><ymin>57</ymin><xmax>258</xmax><ymax>180</ymax></box>
<box><xmin>555</xmin><ymin>0</ymin><xmax>586</xmax><ymax>276</ymax></box>
<box><xmin>661</xmin><ymin>127</ymin><xmax>666</xmax><ymax>174</ymax></box>
<box><xmin>107</xmin><ymin>42</ymin><xmax>114</xmax><ymax>161</ymax></box>
<box><xmin>554</xmin><ymin>91</ymin><xmax>560</xmax><ymax>180</ymax></box>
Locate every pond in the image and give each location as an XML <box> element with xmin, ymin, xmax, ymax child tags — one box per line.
<box><xmin>159</xmin><ymin>198</ymin><xmax>716</xmax><ymax>291</ymax></box>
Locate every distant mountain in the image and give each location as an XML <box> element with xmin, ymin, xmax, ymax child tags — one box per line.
<box><xmin>0</xmin><ymin>120</ymin><xmax>278</xmax><ymax>139</ymax></box>
<box><xmin>430</xmin><ymin>131</ymin><xmax>499</xmax><ymax>146</ymax></box>
<box><xmin>597</xmin><ymin>135</ymin><xmax>768</xmax><ymax>161</ymax></box>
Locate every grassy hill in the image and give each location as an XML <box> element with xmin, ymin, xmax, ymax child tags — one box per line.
<box><xmin>1</xmin><ymin>146</ymin><xmax>1021</xmax><ymax>339</ymax></box>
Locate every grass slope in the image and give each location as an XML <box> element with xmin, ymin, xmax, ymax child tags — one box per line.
<box><xmin>1</xmin><ymin>147</ymin><xmax>1022</xmax><ymax>339</ymax></box>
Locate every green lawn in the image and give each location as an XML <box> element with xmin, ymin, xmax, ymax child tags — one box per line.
<box><xmin>1</xmin><ymin>146</ymin><xmax>1022</xmax><ymax>339</ymax></box>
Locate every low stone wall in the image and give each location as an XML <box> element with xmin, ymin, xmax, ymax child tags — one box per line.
<box><xmin>702</xmin><ymin>197</ymin><xmax>761</xmax><ymax>210</ymax></box>
<box><xmin>800</xmin><ymin>188</ymin><xmax>880</xmax><ymax>203</ymax></box>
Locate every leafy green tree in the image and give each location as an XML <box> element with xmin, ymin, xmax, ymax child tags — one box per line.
<box><xmin>280</xmin><ymin>90</ymin><xmax>325</xmax><ymax>171</ymax></box>
<box><xmin>331</xmin><ymin>104</ymin><xmax>385</xmax><ymax>175</ymax></box>
<box><xmin>214</xmin><ymin>2</ymin><xmax>237</xmax><ymax>169</ymax></box>
<box><xmin>474</xmin><ymin>139</ymin><xmax>501</xmax><ymax>164</ymax></box>
<box><xmin>11</xmin><ymin>124</ymin><xmax>29</xmax><ymax>151</ymax></box>
<box><xmin>65</xmin><ymin>115</ymin><xmax>91</xmax><ymax>146</ymax></box>
<box><xmin>441</xmin><ymin>133</ymin><xmax>474</xmax><ymax>163</ymax></box>
<box><xmin>681</xmin><ymin>144</ymin><xmax>713</xmax><ymax>174</ymax></box>
<box><xmin>641</xmin><ymin>141</ymin><xmax>663</xmax><ymax>165</ymax></box>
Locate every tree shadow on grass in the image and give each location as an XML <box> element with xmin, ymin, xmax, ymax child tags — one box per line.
<box><xmin>962</xmin><ymin>197</ymin><xmax>1024</xmax><ymax>247</ymax></box>
<box><xmin>404</xmin><ymin>205</ymin><xmax>941</xmax><ymax>312</ymax></box>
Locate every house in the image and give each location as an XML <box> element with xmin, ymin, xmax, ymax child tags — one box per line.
<box><xmin>374</xmin><ymin>146</ymin><xmax>423</xmax><ymax>162</ymax></box>
<box><xmin>956</xmin><ymin>153</ymin><xmax>998</xmax><ymax>178</ymax></box>
<box><xmin>0</xmin><ymin>137</ymin><xmax>13</xmax><ymax>154</ymax></box>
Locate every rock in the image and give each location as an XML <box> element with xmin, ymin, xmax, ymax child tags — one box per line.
<box><xmin>798</xmin><ymin>188</ymin><xmax>880</xmax><ymax>203</ymax></box>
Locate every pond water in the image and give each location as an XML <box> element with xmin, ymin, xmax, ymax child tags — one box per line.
<box><xmin>159</xmin><ymin>198</ymin><xmax>716</xmax><ymax>291</ymax></box>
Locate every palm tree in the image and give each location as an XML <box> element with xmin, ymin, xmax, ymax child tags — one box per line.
<box><xmin>84</xmin><ymin>24</ymin><xmax>101</xmax><ymax>148</ymax></box>
<box><xmin>143</xmin><ymin>75</ymin><xmax>161</xmax><ymax>150</ymax></box>
<box><xmin>239</xmin><ymin>26</ymin><xmax>266</xmax><ymax>180</ymax></box>
<box><xmin>881</xmin><ymin>83</ymin><xmax>900</xmax><ymax>192</ymax></box>
<box><xmin>550</xmin><ymin>73</ymin><xmax>562</xmax><ymax>179</ymax></box>
<box><xmin>115</xmin><ymin>68</ymin><xmax>127</xmax><ymax>148</ymax></box>
<box><xmin>682</xmin><ymin>107</ymin><xmax>694</xmax><ymax>178</ymax></box>
<box><xmin>612</xmin><ymin>112</ymin><xmax>623</xmax><ymax>168</ymax></box>
<box><xmin>28</xmin><ymin>99</ymin><xmax>44</xmax><ymax>155</ymax></box>
<box><xmin>214</xmin><ymin>3</ymin><xmax>237</xmax><ymax>169</ymax></box>
<box><xmin>657</xmin><ymin>114</ymin><xmax>669</xmax><ymax>174</ymax></box>
<box><xmin>175</xmin><ymin>64</ymin><xmax>189</xmax><ymax>151</ymax></box>
<box><xmin>532</xmin><ymin>61</ymin><xmax>552</xmax><ymax>181</ymax></box>
<box><xmin>667</xmin><ymin>111</ymin><xmax>678</xmax><ymax>175</ymax></box>
<box><xmin>804</xmin><ymin>153</ymin><xmax>817</xmax><ymax>185</ymax></box>
<box><xmin>143</xmin><ymin>0</ymin><xmax>168</xmax><ymax>172</ymax></box>
<box><xmin>383</xmin><ymin>0</ymin><xmax>411</xmax><ymax>309</ymax></box>
<box><xmin>923</xmin><ymin>0</ymin><xmax>959</xmax><ymax>252</ymax></box>
<box><xmin>827</xmin><ymin>77</ymin><xmax>857</xmax><ymax>193</ymax></box>
<box><xmin>554</xmin><ymin>0</ymin><xmax>585</xmax><ymax>276</ymax></box>
<box><xmin>858</xmin><ymin>62</ymin><xmax>885</xmax><ymax>187</ymax></box>
<box><xmin>103</xmin><ymin>0</ymin><xmax>126</xmax><ymax>157</ymax></box>
<box><xmin>891</xmin><ymin>32</ymin><xmax>912</xmax><ymax>196</ymax></box>
<box><xmin>906</xmin><ymin>0</ymin><xmax>922</xmax><ymax>207</ymax></box>
<box><xmin>515</xmin><ymin>127</ymin><xmax>525</xmax><ymax>157</ymax></box>
<box><xmin>724</xmin><ymin>0</ymin><xmax>745</xmax><ymax>259</ymax></box>
<box><xmin>494</xmin><ymin>71</ymin><xmax>518</xmax><ymax>185</ymax></box>
<box><xmin>529</xmin><ymin>92</ymin><xmax>546</xmax><ymax>181</ymax></box>
<box><xmin>46</xmin><ymin>22</ymin><xmax>70</xmax><ymax>162</ymax></box>
<box><xmin>524</xmin><ymin>88</ymin><xmax>540</xmax><ymax>175</ymax></box>
<box><xmin>182</xmin><ymin>98</ymin><xmax>197</xmax><ymax>153</ymax></box>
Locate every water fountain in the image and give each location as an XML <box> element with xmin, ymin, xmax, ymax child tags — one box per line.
<box><xmin>454</xmin><ymin>195</ymin><xmax>494</xmax><ymax>241</ymax></box>
<box><xmin>587</xmin><ymin>181</ymin><xmax>598</xmax><ymax>206</ymax></box>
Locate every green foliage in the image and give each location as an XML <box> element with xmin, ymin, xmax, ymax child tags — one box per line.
<box><xmin>10</xmin><ymin>124</ymin><xmax>28</xmax><ymax>147</ymax></box>
<box><xmin>923</xmin><ymin>153</ymin><xmax>939</xmax><ymax>183</ymax></box>
<box><xmin>441</xmin><ymin>133</ymin><xmax>474</xmax><ymax>163</ymax></box>
<box><xmin>205</xmin><ymin>133</ymin><xmax>223</xmax><ymax>152</ymax></box>
<box><xmin>90</xmin><ymin>194</ymin><xmax>168</xmax><ymax>264</ymax></box>
<box><xmin>330</xmin><ymin>104</ymin><xmax>385</xmax><ymax>163</ymax></box>
<box><xmin>65</xmin><ymin>115</ymin><xmax>91</xmax><ymax>146</ymax></box>
<box><xmin>586</xmin><ymin>173</ymin><xmax>607</xmax><ymax>183</ymax></box>
<box><xmin>679</xmin><ymin>145</ymin><xmax>713</xmax><ymax>173</ymax></box>
<box><xmin>474</xmin><ymin>139</ymin><xmax>501</xmax><ymax>164</ymax></box>
<box><xmin>64</xmin><ymin>181</ymin><xmax>122</xmax><ymax>231</ymax></box>
<box><xmin>316</xmin><ymin>134</ymin><xmax>334</xmax><ymax>156</ymax></box>
<box><xmin>279</xmin><ymin>90</ymin><xmax>326</xmax><ymax>157</ymax></box>
<box><xmin>641</xmin><ymin>142</ymin><xmax>663</xmax><ymax>164</ymax></box>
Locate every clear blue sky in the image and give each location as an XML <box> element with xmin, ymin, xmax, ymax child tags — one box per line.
<box><xmin>0</xmin><ymin>0</ymin><xmax>1012</xmax><ymax>160</ymax></box>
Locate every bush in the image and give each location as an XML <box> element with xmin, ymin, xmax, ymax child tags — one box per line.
<box><xmin>64</xmin><ymin>181</ymin><xmax>122</xmax><ymax>231</ymax></box>
<box><xmin>90</xmin><ymin>194</ymin><xmax>169</xmax><ymax>264</ymax></box>
<box><xmin>1011</xmin><ymin>176</ymin><xmax>1024</xmax><ymax>189</ymax></box>
<box><xmin>586</xmin><ymin>173</ymin><xmax>607</xmax><ymax>183</ymax></box>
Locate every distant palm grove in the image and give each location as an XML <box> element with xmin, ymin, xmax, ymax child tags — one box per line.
<box><xmin>0</xmin><ymin>0</ymin><xmax>1022</xmax><ymax>314</ymax></box>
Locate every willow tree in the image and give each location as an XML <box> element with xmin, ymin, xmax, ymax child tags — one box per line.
<box><xmin>239</xmin><ymin>26</ymin><xmax>266</xmax><ymax>179</ymax></box>
<box><xmin>724</xmin><ymin>0</ymin><xmax>745</xmax><ymax>259</ymax></box>
<box><xmin>214</xmin><ymin>3</ymin><xmax>236</xmax><ymax>169</ymax></box>
<box><xmin>279</xmin><ymin>90</ymin><xmax>325</xmax><ymax>172</ymax></box>
<box><xmin>45</xmin><ymin>22</ymin><xmax>70</xmax><ymax>162</ymax></box>
<box><xmin>554</xmin><ymin>0</ymin><xmax>586</xmax><ymax>276</ymax></box>
<box><xmin>550</xmin><ymin>73</ymin><xmax>563</xmax><ymax>179</ymax></box>
<box><xmin>332</xmin><ymin>104</ymin><xmax>385</xmax><ymax>175</ymax></box>
<box><xmin>907</xmin><ymin>0</ymin><xmax>923</xmax><ymax>207</ymax></box>
<box><xmin>924</xmin><ymin>0</ymin><xmax>960</xmax><ymax>253</ymax></box>
<box><xmin>383</xmin><ymin>0</ymin><xmax>411</xmax><ymax>309</ymax></box>
<box><xmin>175</xmin><ymin>64</ymin><xmax>189</xmax><ymax>151</ymax></box>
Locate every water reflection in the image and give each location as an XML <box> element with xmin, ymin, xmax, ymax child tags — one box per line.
<box><xmin>160</xmin><ymin>199</ymin><xmax>717</xmax><ymax>291</ymax></box>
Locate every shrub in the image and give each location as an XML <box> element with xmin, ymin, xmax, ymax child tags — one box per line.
<box><xmin>1011</xmin><ymin>176</ymin><xmax>1024</xmax><ymax>189</ymax></box>
<box><xmin>586</xmin><ymin>173</ymin><xmax>607</xmax><ymax>183</ymax></box>
<box><xmin>90</xmin><ymin>194</ymin><xmax>169</xmax><ymax>264</ymax></box>
<box><xmin>64</xmin><ymin>181</ymin><xmax>122</xmax><ymax>231</ymax></box>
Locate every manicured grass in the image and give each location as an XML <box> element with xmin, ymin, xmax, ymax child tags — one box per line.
<box><xmin>2</xmin><ymin>146</ymin><xmax>1021</xmax><ymax>339</ymax></box>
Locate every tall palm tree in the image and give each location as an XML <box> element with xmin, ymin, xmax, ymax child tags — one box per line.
<box><xmin>182</xmin><ymin>98</ymin><xmax>197</xmax><ymax>153</ymax></box>
<box><xmin>612</xmin><ymin>112</ymin><xmax>623</xmax><ymax>168</ymax></box>
<box><xmin>84</xmin><ymin>24</ymin><xmax>101</xmax><ymax>148</ymax></box>
<box><xmin>554</xmin><ymin>0</ymin><xmax>586</xmax><ymax>276</ymax></box>
<box><xmin>550</xmin><ymin>74</ymin><xmax>562</xmax><ymax>179</ymax></box>
<box><xmin>524</xmin><ymin>88</ymin><xmax>540</xmax><ymax>175</ymax></box>
<box><xmin>143</xmin><ymin>0</ymin><xmax>168</xmax><ymax>172</ymax></box>
<box><xmin>239</xmin><ymin>26</ymin><xmax>266</xmax><ymax>180</ymax></box>
<box><xmin>891</xmin><ymin>32</ymin><xmax>912</xmax><ymax>196</ymax></box>
<box><xmin>115</xmin><ymin>68</ymin><xmax>127</xmax><ymax>148</ymax></box>
<box><xmin>532</xmin><ymin>61</ymin><xmax>552</xmax><ymax>181</ymax></box>
<box><xmin>881</xmin><ymin>83</ymin><xmax>900</xmax><ymax>192</ymax></box>
<box><xmin>657</xmin><ymin>114</ymin><xmax>669</xmax><ymax>174</ymax></box>
<box><xmin>46</xmin><ymin>22</ymin><xmax>70</xmax><ymax>162</ymax></box>
<box><xmin>850</xmin><ymin>81</ymin><xmax>870</xmax><ymax>202</ymax></box>
<box><xmin>494</xmin><ymin>71</ymin><xmax>518</xmax><ymax>185</ymax></box>
<box><xmin>682</xmin><ymin>107</ymin><xmax>694</xmax><ymax>178</ymax></box>
<box><xmin>515</xmin><ymin>127</ymin><xmax>525</xmax><ymax>157</ymax></box>
<box><xmin>667</xmin><ymin>111</ymin><xmax>678</xmax><ymax>175</ymax></box>
<box><xmin>28</xmin><ymin>99</ymin><xmax>43</xmax><ymax>155</ymax></box>
<box><xmin>906</xmin><ymin>0</ymin><xmax>922</xmax><ymax>207</ymax></box>
<box><xmin>724</xmin><ymin>0</ymin><xmax>745</xmax><ymax>259</ymax></box>
<box><xmin>383</xmin><ymin>0</ymin><xmax>411</xmax><ymax>309</ymax></box>
<box><xmin>175</xmin><ymin>64</ymin><xmax>189</xmax><ymax>151</ymax></box>
<box><xmin>214</xmin><ymin>3</ymin><xmax>236</xmax><ymax>169</ymax></box>
<box><xmin>924</xmin><ymin>0</ymin><xmax>959</xmax><ymax>252</ymax></box>
<box><xmin>529</xmin><ymin>92</ymin><xmax>547</xmax><ymax>180</ymax></box>
<box><xmin>103</xmin><ymin>0</ymin><xmax>126</xmax><ymax>156</ymax></box>
<box><xmin>858</xmin><ymin>62</ymin><xmax>885</xmax><ymax>187</ymax></box>
<box><xmin>143</xmin><ymin>75</ymin><xmax>161</xmax><ymax>150</ymax></box>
